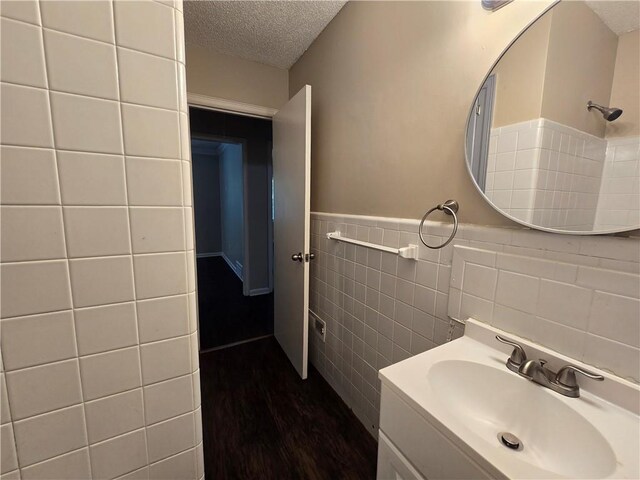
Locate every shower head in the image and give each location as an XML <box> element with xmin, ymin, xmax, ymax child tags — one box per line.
<box><xmin>587</xmin><ymin>101</ymin><xmax>623</xmax><ymax>121</ymax></box>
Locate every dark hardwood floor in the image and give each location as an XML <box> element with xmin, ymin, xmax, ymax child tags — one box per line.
<box><xmin>199</xmin><ymin>337</ymin><xmax>378</xmax><ymax>480</ymax></box>
<box><xmin>197</xmin><ymin>256</ymin><xmax>274</xmax><ymax>350</ymax></box>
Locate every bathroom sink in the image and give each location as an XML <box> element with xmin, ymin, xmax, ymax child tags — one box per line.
<box><xmin>379</xmin><ymin>319</ymin><xmax>640</xmax><ymax>479</ymax></box>
<box><xmin>427</xmin><ymin>360</ymin><xmax>616</xmax><ymax>479</ymax></box>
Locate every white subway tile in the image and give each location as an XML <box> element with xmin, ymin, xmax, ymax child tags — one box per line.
<box><xmin>497</xmin><ymin>131</ymin><xmax>517</xmax><ymax>153</ymax></box>
<box><xmin>114</xmin><ymin>1</ymin><xmax>175</xmax><ymax>59</ymax></box>
<box><xmin>576</xmin><ymin>266</ymin><xmax>639</xmax><ymax>298</ymax></box>
<box><xmin>21</xmin><ymin>448</ymin><xmax>91</xmax><ymax>480</ymax></box>
<box><xmin>140</xmin><ymin>336</ymin><xmax>190</xmax><ymax>385</ymax></box>
<box><xmin>126</xmin><ymin>158</ymin><xmax>182</xmax><ymax>206</ymax></box>
<box><xmin>50</xmin><ymin>92</ymin><xmax>122</xmax><ymax>154</ymax></box>
<box><xmin>0</xmin><ymin>260</ymin><xmax>71</xmax><ymax>318</ymax></box>
<box><xmin>144</xmin><ymin>375</ymin><xmax>193</xmax><ymax>425</ymax></box>
<box><xmin>536</xmin><ymin>279</ymin><xmax>592</xmax><ymax>330</ymax></box>
<box><xmin>0</xmin><ymin>147</ymin><xmax>59</xmax><ymax>205</ymax></box>
<box><xmin>495</xmin><ymin>270</ymin><xmax>539</xmax><ymax>313</ymax></box>
<box><xmin>146</xmin><ymin>412</ymin><xmax>194</xmax><ymax>463</ymax></box>
<box><xmin>40</xmin><ymin>0</ymin><xmax>114</xmax><ymax>43</ymax></box>
<box><xmin>137</xmin><ymin>295</ymin><xmax>189</xmax><ymax>344</ymax></box>
<box><xmin>57</xmin><ymin>152</ymin><xmax>127</xmax><ymax>206</ymax></box>
<box><xmin>148</xmin><ymin>448</ymin><xmax>196</xmax><ymax>480</ymax></box>
<box><xmin>0</xmin><ymin>310</ymin><xmax>76</xmax><ymax>370</ymax></box>
<box><xmin>121</xmin><ymin>105</ymin><xmax>180</xmax><ymax>159</ymax></box>
<box><xmin>118</xmin><ymin>48</ymin><xmax>178</xmax><ymax>110</ymax></box>
<box><xmin>80</xmin><ymin>347</ymin><xmax>141</xmax><ymax>401</ymax></box>
<box><xmin>85</xmin><ymin>389</ymin><xmax>144</xmax><ymax>444</ymax></box>
<box><xmin>461</xmin><ymin>263</ymin><xmax>497</xmax><ymax>301</ymax></box>
<box><xmin>588</xmin><ymin>291</ymin><xmax>640</xmax><ymax>348</ymax></box>
<box><xmin>491</xmin><ymin>304</ymin><xmax>537</xmax><ymax>341</ymax></box>
<box><xmin>0</xmin><ymin>83</ymin><xmax>53</xmax><ymax>148</ymax></box>
<box><xmin>13</xmin><ymin>405</ymin><xmax>87</xmax><ymax>467</ymax></box>
<box><xmin>460</xmin><ymin>293</ymin><xmax>494</xmax><ymax>324</ymax></box>
<box><xmin>74</xmin><ymin>302</ymin><xmax>138</xmax><ymax>356</ymax></box>
<box><xmin>69</xmin><ymin>256</ymin><xmax>134</xmax><ymax>308</ymax></box>
<box><xmin>0</xmin><ymin>0</ymin><xmax>40</xmax><ymax>25</ymax></box>
<box><xmin>0</xmin><ymin>18</ymin><xmax>46</xmax><ymax>88</ymax></box>
<box><xmin>583</xmin><ymin>334</ymin><xmax>639</xmax><ymax>382</ymax></box>
<box><xmin>64</xmin><ymin>207</ymin><xmax>131</xmax><ymax>258</ymax></box>
<box><xmin>44</xmin><ymin>30</ymin><xmax>118</xmax><ymax>100</ymax></box>
<box><xmin>414</xmin><ymin>285</ymin><xmax>435</xmax><ymax>314</ymax></box>
<box><xmin>0</xmin><ymin>206</ymin><xmax>65</xmax><ymax>262</ymax></box>
<box><xmin>89</xmin><ymin>428</ymin><xmax>148</xmax><ymax>480</ymax></box>
<box><xmin>133</xmin><ymin>253</ymin><xmax>187</xmax><ymax>300</ymax></box>
<box><xmin>130</xmin><ymin>207</ymin><xmax>185</xmax><ymax>254</ymax></box>
<box><xmin>6</xmin><ymin>359</ymin><xmax>81</xmax><ymax>420</ymax></box>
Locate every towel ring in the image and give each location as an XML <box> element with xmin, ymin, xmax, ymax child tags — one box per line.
<box><xmin>419</xmin><ymin>200</ymin><xmax>459</xmax><ymax>250</ymax></box>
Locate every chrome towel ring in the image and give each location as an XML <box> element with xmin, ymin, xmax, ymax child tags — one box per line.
<box><xmin>419</xmin><ymin>200</ymin><xmax>459</xmax><ymax>250</ymax></box>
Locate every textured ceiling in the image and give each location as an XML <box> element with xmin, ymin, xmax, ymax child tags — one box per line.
<box><xmin>586</xmin><ymin>0</ymin><xmax>640</xmax><ymax>35</ymax></box>
<box><xmin>184</xmin><ymin>0</ymin><xmax>347</xmax><ymax>70</ymax></box>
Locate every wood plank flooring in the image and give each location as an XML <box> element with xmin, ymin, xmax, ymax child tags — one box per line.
<box><xmin>199</xmin><ymin>337</ymin><xmax>378</xmax><ymax>479</ymax></box>
<box><xmin>197</xmin><ymin>256</ymin><xmax>274</xmax><ymax>350</ymax></box>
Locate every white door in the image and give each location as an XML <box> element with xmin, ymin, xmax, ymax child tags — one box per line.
<box><xmin>273</xmin><ymin>85</ymin><xmax>311</xmax><ymax>379</ymax></box>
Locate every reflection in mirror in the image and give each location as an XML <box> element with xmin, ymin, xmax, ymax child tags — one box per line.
<box><xmin>466</xmin><ymin>0</ymin><xmax>640</xmax><ymax>234</ymax></box>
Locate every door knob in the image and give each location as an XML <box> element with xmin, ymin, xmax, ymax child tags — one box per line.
<box><xmin>291</xmin><ymin>252</ymin><xmax>303</xmax><ymax>262</ymax></box>
<box><xmin>305</xmin><ymin>253</ymin><xmax>315</xmax><ymax>262</ymax></box>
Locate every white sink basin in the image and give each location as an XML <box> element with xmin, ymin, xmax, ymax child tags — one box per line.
<box><xmin>428</xmin><ymin>360</ymin><xmax>616</xmax><ymax>479</ymax></box>
<box><xmin>379</xmin><ymin>319</ymin><xmax>640</xmax><ymax>479</ymax></box>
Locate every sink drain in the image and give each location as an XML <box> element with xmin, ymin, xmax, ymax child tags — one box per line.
<box><xmin>498</xmin><ymin>432</ymin><xmax>523</xmax><ymax>451</ymax></box>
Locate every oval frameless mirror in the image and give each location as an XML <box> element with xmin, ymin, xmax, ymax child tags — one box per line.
<box><xmin>465</xmin><ymin>0</ymin><xmax>640</xmax><ymax>234</ymax></box>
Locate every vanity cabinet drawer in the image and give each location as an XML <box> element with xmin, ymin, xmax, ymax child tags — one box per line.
<box><xmin>379</xmin><ymin>385</ymin><xmax>496</xmax><ymax>480</ymax></box>
<box><xmin>377</xmin><ymin>431</ymin><xmax>425</xmax><ymax>480</ymax></box>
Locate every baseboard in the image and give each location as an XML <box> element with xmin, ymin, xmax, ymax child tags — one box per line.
<box><xmin>249</xmin><ymin>287</ymin><xmax>272</xmax><ymax>296</ymax></box>
<box><xmin>196</xmin><ymin>252</ymin><xmax>222</xmax><ymax>258</ymax></box>
<box><xmin>221</xmin><ymin>252</ymin><xmax>243</xmax><ymax>281</ymax></box>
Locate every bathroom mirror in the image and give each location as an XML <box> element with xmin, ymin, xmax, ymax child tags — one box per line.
<box><xmin>465</xmin><ymin>0</ymin><xmax>639</xmax><ymax>234</ymax></box>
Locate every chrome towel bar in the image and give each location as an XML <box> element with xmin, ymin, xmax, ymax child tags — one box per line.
<box><xmin>419</xmin><ymin>199</ymin><xmax>459</xmax><ymax>249</ymax></box>
<box><xmin>326</xmin><ymin>231</ymin><xmax>419</xmax><ymax>259</ymax></box>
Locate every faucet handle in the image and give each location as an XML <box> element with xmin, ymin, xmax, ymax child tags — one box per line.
<box><xmin>495</xmin><ymin>335</ymin><xmax>527</xmax><ymax>372</ymax></box>
<box><xmin>555</xmin><ymin>365</ymin><xmax>604</xmax><ymax>388</ymax></box>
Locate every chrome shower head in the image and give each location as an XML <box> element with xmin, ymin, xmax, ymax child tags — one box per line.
<box><xmin>587</xmin><ymin>101</ymin><xmax>623</xmax><ymax>121</ymax></box>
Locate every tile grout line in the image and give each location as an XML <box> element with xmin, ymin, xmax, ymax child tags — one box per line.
<box><xmin>110</xmin><ymin>0</ymin><xmax>152</xmax><ymax>473</ymax></box>
<box><xmin>33</xmin><ymin>0</ymin><xmax>93</xmax><ymax>476</ymax></box>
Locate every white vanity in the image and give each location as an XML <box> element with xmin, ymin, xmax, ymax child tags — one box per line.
<box><xmin>376</xmin><ymin>319</ymin><xmax>640</xmax><ymax>479</ymax></box>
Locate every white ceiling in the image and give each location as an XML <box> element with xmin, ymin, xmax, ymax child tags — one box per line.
<box><xmin>184</xmin><ymin>0</ymin><xmax>347</xmax><ymax>70</ymax></box>
<box><xmin>586</xmin><ymin>0</ymin><xmax>640</xmax><ymax>35</ymax></box>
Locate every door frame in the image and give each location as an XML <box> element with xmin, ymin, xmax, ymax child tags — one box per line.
<box><xmin>191</xmin><ymin>132</ymin><xmax>251</xmax><ymax>296</ymax></box>
<box><xmin>188</xmin><ymin>93</ymin><xmax>277</xmax><ymax>120</ymax></box>
<box><xmin>466</xmin><ymin>74</ymin><xmax>496</xmax><ymax>191</ymax></box>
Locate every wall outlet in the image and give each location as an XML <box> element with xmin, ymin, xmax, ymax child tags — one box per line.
<box><xmin>309</xmin><ymin>310</ymin><xmax>326</xmax><ymax>343</ymax></box>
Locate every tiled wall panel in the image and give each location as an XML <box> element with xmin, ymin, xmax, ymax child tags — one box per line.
<box><xmin>0</xmin><ymin>1</ymin><xmax>202</xmax><ymax>478</ymax></box>
<box><xmin>309</xmin><ymin>212</ymin><xmax>639</xmax><ymax>436</ymax></box>
<box><xmin>487</xmin><ymin>118</ymin><xmax>606</xmax><ymax>230</ymax></box>
<box><xmin>448</xmin><ymin>245</ymin><xmax>640</xmax><ymax>382</ymax></box>
<box><xmin>595</xmin><ymin>136</ymin><xmax>640</xmax><ymax>230</ymax></box>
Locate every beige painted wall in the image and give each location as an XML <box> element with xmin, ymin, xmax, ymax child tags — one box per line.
<box><xmin>606</xmin><ymin>29</ymin><xmax>640</xmax><ymax>138</ymax></box>
<box><xmin>289</xmin><ymin>0</ymin><xmax>554</xmax><ymax>225</ymax></box>
<box><xmin>186</xmin><ymin>43</ymin><xmax>288</xmax><ymax>109</ymax></box>
<box><xmin>541</xmin><ymin>1</ymin><xmax>618</xmax><ymax>138</ymax></box>
<box><xmin>492</xmin><ymin>13</ymin><xmax>550</xmax><ymax>127</ymax></box>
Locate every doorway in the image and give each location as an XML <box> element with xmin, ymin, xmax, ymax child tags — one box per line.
<box><xmin>190</xmin><ymin>107</ymin><xmax>274</xmax><ymax>350</ymax></box>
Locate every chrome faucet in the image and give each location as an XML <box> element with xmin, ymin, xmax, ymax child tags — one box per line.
<box><xmin>495</xmin><ymin>335</ymin><xmax>604</xmax><ymax>398</ymax></box>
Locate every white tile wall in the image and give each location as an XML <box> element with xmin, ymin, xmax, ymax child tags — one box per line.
<box><xmin>0</xmin><ymin>1</ymin><xmax>201</xmax><ymax>478</ymax></box>
<box><xmin>595</xmin><ymin>136</ymin><xmax>640</xmax><ymax>230</ymax></box>
<box><xmin>448</xmin><ymin>245</ymin><xmax>639</xmax><ymax>381</ymax></box>
<box><xmin>486</xmin><ymin>118</ymin><xmax>607</xmax><ymax>231</ymax></box>
<box><xmin>309</xmin><ymin>212</ymin><xmax>639</xmax><ymax>435</ymax></box>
